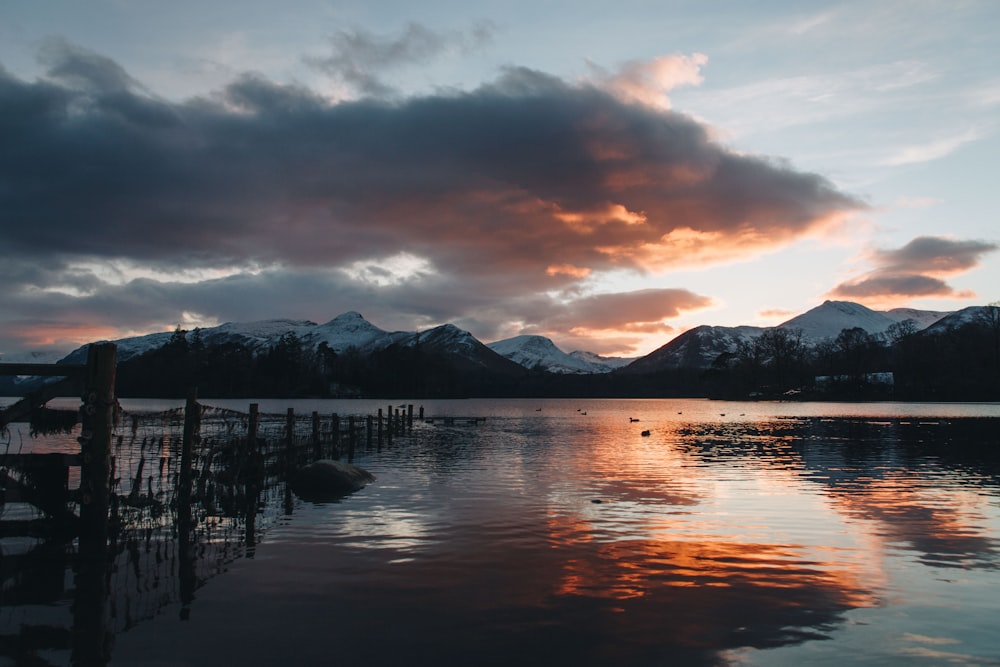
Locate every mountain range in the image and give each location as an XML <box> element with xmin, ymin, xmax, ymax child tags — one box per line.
<box><xmin>4</xmin><ymin>300</ymin><xmax>997</xmax><ymax>398</ymax></box>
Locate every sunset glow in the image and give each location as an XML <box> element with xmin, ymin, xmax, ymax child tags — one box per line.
<box><xmin>0</xmin><ymin>2</ymin><xmax>996</xmax><ymax>357</ymax></box>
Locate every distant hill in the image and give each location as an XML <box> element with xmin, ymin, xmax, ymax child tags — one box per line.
<box><xmin>487</xmin><ymin>335</ymin><xmax>632</xmax><ymax>374</ymax></box>
<box><xmin>621</xmin><ymin>325</ymin><xmax>764</xmax><ymax>374</ymax></box>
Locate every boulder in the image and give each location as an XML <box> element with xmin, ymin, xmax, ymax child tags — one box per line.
<box><xmin>291</xmin><ymin>459</ymin><xmax>375</xmax><ymax>502</ymax></box>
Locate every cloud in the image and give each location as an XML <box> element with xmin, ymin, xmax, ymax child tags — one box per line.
<box><xmin>829</xmin><ymin>236</ymin><xmax>998</xmax><ymax>302</ymax></box>
<box><xmin>879</xmin><ymin>126</ymin><xmax>986</xmax><ymax>166</ymax></box>
<box><xmin>0</xmin><ymin>42</ymin><xmax>865</xmax><ymax>354</ymax></box>
<box><xmin>588</xmin><ymin>53</ymin><xmax>708</xmax><ymax>109</ymax></box>
<box><xmin>306</xmin><ymin>21</ymin><xmax>496</xmax><ymax>97</ymax></box>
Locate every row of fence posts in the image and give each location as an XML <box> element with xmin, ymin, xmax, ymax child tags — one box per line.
<box><xmin>177</xmin><ymin>392</ymin><xmax>425</xmax><ymax>488</ymax></box>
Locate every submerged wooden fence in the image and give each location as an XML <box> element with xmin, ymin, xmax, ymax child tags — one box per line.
<box><xmin>0</xmin><ymin>344</ymin><xmax>444</xmax><ymax>667</ymax></box>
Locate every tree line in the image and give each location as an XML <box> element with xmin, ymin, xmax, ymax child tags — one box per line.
<box><xmin>697</xmin><ymin>308</ymin><xmax>1000</xmax><ymax>401</ymax></box>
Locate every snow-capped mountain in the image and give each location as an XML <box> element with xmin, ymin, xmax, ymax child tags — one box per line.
<box><xmin>59</xmin><ymin>312</ymin><xmax>409</xmax><ymax>365</ymax></box>
<box><xmin>921</xmin><ymin>305</ymin><xmax>998</xmax><ymax>335</ymax></box>
<box><xmin>777</xmin><ymin>301</ymin><xmax>899</xmax><ymax>342</ymax></box>
<box><xmin>488</xmin><ymin>335</ymin><xmax>633</xmax><ymax>374</ymax></box>
<box><xmin>568</xmin><ymin>350</ymin><xmax>635</xmax><ymax>371</ymax></box>
<box><xmin>403</xmin><ymin>324</ymin><xmax>526</xmax><ymax>374</ymax></box>
<box><xmin>301</xmin><ymin>312</ymin><xmax>410</xmax><ymax>354</ymax></box>
<box><xmin>621</xmin><ymin>325</ymin><xmax>765</xmax><ymax>374</ymax></box>
<box><xmin>487</xmin><ymin>335</ymin><xmax>622</xmax><ymax>374</ymax></box>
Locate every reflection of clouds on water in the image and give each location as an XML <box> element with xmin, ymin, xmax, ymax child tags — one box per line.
<box><xmin>669</xmin><ymin>418</ymin><xmax>1000</xmax><ymax>570</ymax></box>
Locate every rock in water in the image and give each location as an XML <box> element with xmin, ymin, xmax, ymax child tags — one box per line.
<box><xmin>291</xmin><ymin>459</ymin><xmax>375</xmax><ymax>502</ymax></box>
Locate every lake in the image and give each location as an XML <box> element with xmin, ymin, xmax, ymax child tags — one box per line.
<box><xmin>4</xmin><ymin>398</ymin><xmax>1000</xmax><ymax>666</ymax></box>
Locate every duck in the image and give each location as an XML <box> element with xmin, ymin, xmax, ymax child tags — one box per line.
<box><xmin>640</xmin><ymin>430</ymin><xmax>651</xmax><ymax>437</ymax></box>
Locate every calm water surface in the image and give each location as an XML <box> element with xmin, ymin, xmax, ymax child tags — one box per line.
<box><xmin>5</xmin><ymin>398</ymin><xmax>1000</xmax><ymax>666</ymax></box>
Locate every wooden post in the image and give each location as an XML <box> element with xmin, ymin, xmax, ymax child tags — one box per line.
<box><xmin>178</xmin><ymin>389</ymin><xmax>198</xmax><ymax>619</ymax></box>
<box><xmin>285</xmin><ymin>408</ymin><xmax>295</xmax><ymax>470</ymax></box>
<box><xmin>248</xmin><ymin>403</ymin><xmax>259</xmax><ymax>458</ymax></box>
<box><xmin>366</xmin><ymin>414</ymin><xmax>373</xmax><ymax>448</ymax></box>
<box><xmin>179</xmin><ymin>388</ymin><xmax>199</xmax><ymax>514</ymax></box>
<box><xmin>407</xmin><ymin>404</ymin><xmax>414</xmax><ymax>431</ymax></box>
<box><xmin>73</xmin><ymin>342</ymin><xmax>116</xmax><ymax>665</ymax></box>
<box><xmin>419</xmin><ymin>406</ymin><xmax>424</xmax><ymax>421</ymax></box>
<box><xmin>377</xmin><ymin>408</ymin><xmax>384</xmax><ymax>446</ymax></box>
<box><xmin>331</xmin><ymin>413</ymin><xmax>340</xmax><ymax>459</ymax></box>
<box><xmin>312</xmin><ymin>411</ymin><xmax>321</xmax><ymax>460</ymax></box>
<box><xmin>348</xmin><ymin>416</ymin><xmax>355</xmax><ymax>461</ymax></box>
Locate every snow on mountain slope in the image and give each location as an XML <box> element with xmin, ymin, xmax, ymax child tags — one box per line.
<box><xmin>568</xmin><ymin>350</ymin><xmax>635</xmax><ymax>371</ymax></box>
<box><xmin>623</xmin><ymin>325</ymin><xmax>764</xmax><ymax>373</ymax></box>
<box><xmin>60</xmin><ymin>331</ymin><xmax>176</xmax><ymax>365</ymax></box>
<box><xmin>302</xmin><ymin>311</ymin><xmax>409</xmax><ymax>354</ymax></box>
<box><xmin>777</xmin><ymin>301</ymin><xmax>898</xmax><ymax>342</ymax></box>
<box><xmin>922</xmin><ymin>305</ymin><xmax>998</xmax><ymax>334</ymax></box>
<box><xmin>199</xmin><ymin>319</ymin><xmax>317</xmax><ymax>348</ymax></box>
<box><xmin>488</xmin><ymin>335</ymin><xmax>611</xmax><ymax>374</ymax></box>
<box><xmin>882</xmin><ymin>307</ymin><xmax>951</xmax><ymax>329</ymax></box>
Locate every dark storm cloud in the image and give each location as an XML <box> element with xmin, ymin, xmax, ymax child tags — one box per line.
<box><xmin>306</xmin><ymin>21</ymin><xmax>496</xmax><ymax>96</ymax></box>
<box><xmin>830</xmin><ymin>236</ymin><xmax>997</xmax><ymax>300</ymax></box>
<box><xmin>0</xmin><ymin>42</ymin><xmax>865</xmax><ymax>353</ymax></box>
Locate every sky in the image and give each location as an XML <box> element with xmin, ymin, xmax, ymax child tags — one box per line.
<box><xmin>1</xmin><ymin>0</ymin><xmax>997</xmax><ymax>358</ymax></box>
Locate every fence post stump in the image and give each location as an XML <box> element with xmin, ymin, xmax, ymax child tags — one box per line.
<box><xmin>73</xmin><ymin>342</ymin><xmax>116</xmax><ymax>664</ymax></box>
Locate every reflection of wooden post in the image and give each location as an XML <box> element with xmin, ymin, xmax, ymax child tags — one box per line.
<box><xmin>73</xmin><ymin>342</ymin><xmax>116</xmax><ymax>665</ymax></box>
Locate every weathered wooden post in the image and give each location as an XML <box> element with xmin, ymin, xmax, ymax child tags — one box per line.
<box><xmin>366</xmin><ymin>414</ymin><xmax>373</xmax><ymax>448</ymax></box>
<box><xmin>178</xmin><ymin>391</ymin><xmax>198</xmax><ymax>619</ymax></box>
<box><xmin>179</xmin><ymin>388</ymin><xmax>199</xmax><ymax>514</ymax></box>
<box><xmin>331</xmin><ymin>413</ymin><xmax>340</xmax><ymax>458</ymax></box>
<box><xmin>73</xmin><ymin>342</ymin><xmax>116</xmax><ymax>664</ymax></box>
<box><xmin>377</xmin><ymin>408</ymin><xmax>384</xmax><ymax>446</ymax></box>
<box><xmin>419</xmin><ymin>406</ymin><xmax>424</xmax><ymax>420</ymax></box>
<box><xmin>312</xmin><ymin>411</ymin><xmax>321</xmax><ymax>461</ymax></box>
<box><xmin>407</xmin><ymin>404</ymin><xmax>414</xmax><ymax>431</ymax></box>
<box><xmin>285</xmin><ymin>408</ymin><xmax>296</xmax><ymax>470</ymax></box>
<box><xmin>248</xmin><ymin>403</ymin><xmax>259</xmax><ymax>458</ymax></box>
<box><xmin>348</xmin><ymin>415</ymin><xmax>356</xmax><ymax>461</ymax></box>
